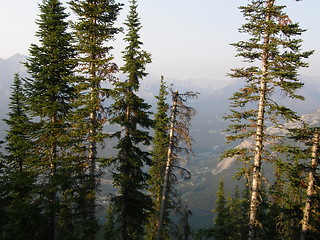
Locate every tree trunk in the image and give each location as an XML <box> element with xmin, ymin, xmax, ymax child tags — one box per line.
<box><xmin>248</xmin><ymin>1</ymin><xmax>273</xmax><ymax>239</ymax></box>
<box><xmin>49</xmin><ymin>115</ymin><xmax>58</xmax><ymax>240</ymax></box>
<box><xmin>183</xmin><ymin>200</ymin><xmax>190</xmax><ymax>240</ymax></box>
<box><xmin>88</xmin><ymin>51</ymin><xmax>98</xmax><ymax>222</ymax></box>
<box><xmin>120</xmin><ymin>105</ymin><xmax>131</xmax><ymax>240</ymax></box>
<box><xmin>156</xmin><ymin>90</ymin><xmax>178</xmax><ymax>240</ymax></box>
<box><xmin>300</xmin><ymin>132</ymin><xmax>319</xmax><ymax>240</ymax></box>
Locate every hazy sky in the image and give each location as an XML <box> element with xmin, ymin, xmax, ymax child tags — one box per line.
<box><xmin>1</xmin><ymin>0</ymin><xmax>320</xmax><ymax>82</ymax></box>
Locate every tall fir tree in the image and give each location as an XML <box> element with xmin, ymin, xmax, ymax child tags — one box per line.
<box><xmin>0</xmin><ymin>74</ymin><xmax>41</xmax><ymax>239</ymax></box>
<box><xmin>23</xmin><ymin>0</ymin><xmax>78</xmax><ymax>239</ymax></box>
<box><xmin>69</xmin><ymin>0</ymin><xmax>122</xmax><ymax>234</ymax></box>
<box><xmin>146</xmin><ymin>76</ymin><xmax>170</xmax><ymax>240</ymax></box>
<box><xmin>226</xmin><ymin>185</ymin><xmax>250</xmax><ymax>240</ymax></box>
<box><xmin>223</xmin><ymin>0</ymin><xmax>312</xmax><ymax>238</ymax></box>
<box><xmin>212</xmin><ymin>179</ymin><xmax>230</xmax><ymax>240</ymax></box>
<box><xmin>107</xmin><ymin>0</ymin><xmax>152</xmax><ymax>239</ymax></box>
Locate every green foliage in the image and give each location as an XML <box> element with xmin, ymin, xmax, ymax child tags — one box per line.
<box><xmin>69</xmin><ymin>0</ymin><xmax>123</xmax><ymax>125</ymax></box>
<box><xmin>196</xmin><ymin>183</ymin><xmax>249</xmax><ymax>240</ymax></box>
<box><xmin>224</xmin><ymin>0</ymin><xmax>312</xmax><ymax>237</ymax></box>
<box><xmin>270</xmin><ymin>126</ymin><xmax>320</xmax><ymax>239</ymax></box>
<box><xmin>69</xmin><ymin>0</ymin><xmax>122</xmax><ymax>238</ymax></box>
<box><xmin>68</xmin><ymin>0</ymin><xmax>123</xmax><ymax>159</ymax></box>
<box><xmin>106</xmin><ymin>1</ymin><xmax>153</xmax><ymax>239</ymax></box>
<box><xmin>22</xmin><ymin>0</ymin><xmax>95</xmax><ymax>239</ymax></box>
<box><xmin>104</xmin><ymin>204</ymin><xmax>120</xmax><ymax>240</ymax></box>
<box><xmin>225</xmin><ymin>185</ymin><xmax>249</xmax><ymax>240</ymax></box>
<box><xmin>146</xmin><ymin>76</ymin><xmax>170</xmax><ymax>240</ymax></box>
<box><xmin>0</xmin><ymin>74</ymin><xmax>43</xmax><ymax>240</ymax></box>
<box><xmin>213</xmin><ymin>179</ymin><xmax>230</xmax><ymax>240</ymax></box>
<box><xmin>226</xmin><ymin>0</ymin><xmax>313</xmax><ymax>146</ymax></box>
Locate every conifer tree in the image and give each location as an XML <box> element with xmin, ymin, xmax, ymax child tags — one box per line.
<box><xmin>23</xmin><ymin>0</ymin><xmax>77</xmax><ymax>239</ymax></box>
<box><xmin>156</xmin><ymin>90</ymin><xmax>197</xmax><ymax>240</ymax></box>
<box><xmin>300</xmin><ymin>129</ymin><xmax>319</xmax><ymax>240</ymax></box>
<box><xmin>146</xmin><ymin>76</ymin><xmax>170</xmax><ymax>240</ymax></box>
<box><xmin>197</xmin><ymin>184</ymin><xmax>249</xmax><ymax>240</ymax></box>
<box><xmin>104</xmin><ymin>204</ymin><xmax>119</xmax><ymax>239</ymax></box>
<box><xmin>107</xmin><ymin>0</ymin><xmax>152</xmax><ymax>239</ymax></box>
<box><xmin>276</xmin><ymin>125</ymin><xmax>320</xmax><ymax>239</ymax></box>
<box><xmin>267</xmin><ymin>156</ymin><xmax>303</xmax><ymax>239</ymax></box>
<box><xmin>226</xmin><ymin>186</ymin><xmax>249</xmax><ymax>240</ymax></box>
<box><xmin>0</xmin><ymin>141</ymin><xmax>5</xmax><ymax>237</ymax></box>
<box><xmin>224</xmin><ymin>0</ymin><xmax>312</xmax><ymax>238</ymax></box>
<box><xmin>213</xmin><ymin>179</ymin><xmax>230</xmax><ymax>240</ymax></box>
<box><xmin>0</xmin><ymin>74</ymin><xmax>41</xmax><ymax>239</ymax></box>
<box><xmin>69</xmin><ymin>0</ymin><xmax>122</xmax><ymax>231</ymax></box>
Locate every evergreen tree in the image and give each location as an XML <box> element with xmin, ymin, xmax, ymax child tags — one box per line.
<box><xmin>275</xmin><ymin>125</ymin><xmax>320</xmax><ymax>239</ymax></box>
<box><xmin>69</xmin><ymin>0</ymin><xmax>122</xmax><ymax>235</ymax></box>
<box><xmin>212</xmin><ymin>179</ymin><xmax>230</xmax><ymax>240</ymax></box>
<box><xmin>107</xmin><ymin>0</ymin><xmax>152</xmax><ymax>239</ymax></box>
<box><xmin>146</xmin><ymin>76</ymin><xmax>170</xmax><ymax>240</ymax></box>
<box><xmin>224</xmin><ymin>0</ymin><xmax>312</xmax><ymax>238</ymax></box>
<box><xmin>300</xmin><ymin>129</ymin><xmax>320</xmax><ymax>240</ymax></box>
<box><xmin>23</xmin><ymin>0</ymin><xmax>78</xmax><ymax>239</ymax></box>
<box><xmin>104</xmin><ymin>204</ymin><xmax>119</xmax><ymax>240</ymax></box>
<box><xmin>0</xmin><ymin>140</ymin><xmax>5</xmax><ymax>236</ymax></box>
<box><xmin>267</xmin><ymin>156</ymin><xmax>303</xmax><ymax>239</ymax></box>
<box><xmin>226</xmin><ymin>185</ymin><xmax>249</xmax><ymax>240</ymax></box>
<box><xmin>0</xmin><ymin>74</ymin><xmax>41</xmax><ymax>239</ymax></box>
<box><xmin>196</xmin><ymin>184</ymin><xmax>249</xmax><ymax>240</ymax></box>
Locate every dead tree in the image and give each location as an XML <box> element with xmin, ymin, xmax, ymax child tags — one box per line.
<box><xmin>156</xmin><ymin>90</ymin><xmax>198</xmax><ymax>240</ymax></box>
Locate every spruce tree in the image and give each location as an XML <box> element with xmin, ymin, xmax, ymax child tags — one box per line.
<box><xmin>69</xmin><ymin>0</ymin><xmax>122</xmax><ymax>229</ymax></box>
<box><xmin>146</xmin><ymin>76</ymin><xmax>170</xmax><ymax>240</ymax></box>
<box><xmin>0</xmin><ymin>74</ymin><xmax>40</xmax><ymax>239</ymax></box>
<box><xmin>224</xmin><ymin>1</ymin><xmax>312</xmax><ymax>238</ymax></box>
<box><xmin>275</xmin><ymin>125</ymin><xmax>320</xmax><ymax>239</ymax></box>
<box><xmin>213</xmin><ymin>179</ymin><xmax>230</xmax><ymax>240</ymax></box>
<box><xmin>267</xmin><ymin>156</ymin><xmax>303</xmax><ymax>239</ymax></box>
<box><xmin>23</xmin><ymin>0</ymin><xmax>77</xmax><ymax>239</ymax></box>
<box><xmin>227</xmin><ymin>186</ymin><xmax>250</xmax><ymax>240</ymax></box>
<box><xmin>107</xmin><ymin>0</ymin><xmax>152</xmax><ymax>239</ymax></box>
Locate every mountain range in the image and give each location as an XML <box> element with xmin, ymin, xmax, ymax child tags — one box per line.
<box><xmin>1</xmin><ymin>53</ymin><xmax>319</xmax><ymax>230</ymax></box>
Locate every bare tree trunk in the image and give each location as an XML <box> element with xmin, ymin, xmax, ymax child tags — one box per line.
<box><xmin>156</xmin><ymin>90</ymin><xmax>178</xmax><ymax>240</ymax></box>
<box><xmin>248</xmin><ymin>72</ymin><xmax>266</xmax><ymax>240</ymax></box>
<box><xmin>248</xmin><ymin>1</ymin><xmax>273</xmax><ymax>239</ymax></box>
<box><xmin>300</xmin><ymin>132</ymin><xmax>319</xmax><ymax>240</ymax></box>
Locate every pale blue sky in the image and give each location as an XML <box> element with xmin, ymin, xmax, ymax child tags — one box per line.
<box><xmin>1</xmin><ymin>0</ymin><xmax>319</xmax><ymax>82</ymax></box>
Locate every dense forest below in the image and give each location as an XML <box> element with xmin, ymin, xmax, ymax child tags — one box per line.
<box><xmin>1</xmin><ymin>0</ymin><xmax>319</xmax><ymax>240</ymax></box>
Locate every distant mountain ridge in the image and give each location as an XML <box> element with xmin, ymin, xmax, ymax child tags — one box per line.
<box><xmin>1</xmin><ymin>53</ymin><xmax>320</xmax><ymax>230</ymax></box>
<box><xmin>1</xmin><ymin>53</ymin><xmax>320</xmax><ymax>151</ymax></box>
<box><xmin>0</xmin><ymin>54</ymin><xmax>28</xmax><ymax>129</ymax></box>
<box><xmin>0</xmin><ymin>53</ymin><xmax>28</xmax><ymax>97</ymax></box>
